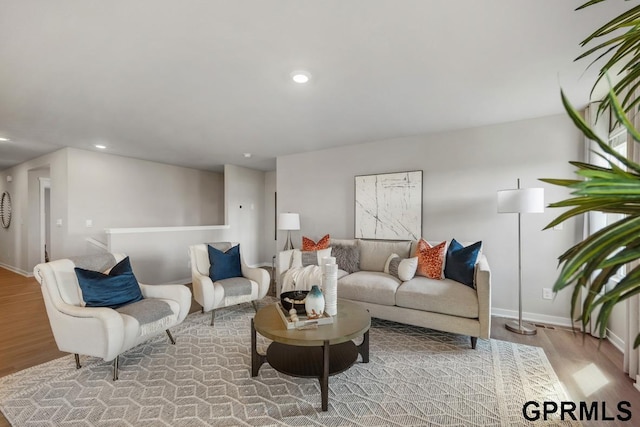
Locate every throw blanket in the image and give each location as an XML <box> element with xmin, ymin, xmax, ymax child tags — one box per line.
<box><xmin>116</xmin><ymin>299</ymin><xmax>175</xmax><ymax>336</ymax></box>
<box><xmin>217</xmin><ymin>277</ymin><xmax>253</xmax><ymax>297</ymax></box>
<box><xmin>69</xmin><ymin>253</ymin><xmax>117</xmax><ymax>272</ymax></box>
<box><xmin>280</xmin><ymin>265</ymin><xmax>324</xmax><ymax>294</ymax></box>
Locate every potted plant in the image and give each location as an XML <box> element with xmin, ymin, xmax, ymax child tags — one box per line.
<box><xmin>543</xmin><ymin>0</ymin><xmax>640</xmax><ymax>345</ymax></box>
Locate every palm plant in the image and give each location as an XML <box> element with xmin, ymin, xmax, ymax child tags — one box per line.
<box><xmin>542</xmin><ymin>0</ymin><xmax>640</xmax><ymax>345</ymax></box>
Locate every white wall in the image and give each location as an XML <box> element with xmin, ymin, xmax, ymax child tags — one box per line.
<box><xmin>0</xmin><ymin>150</ymin><xmax>67</xmax><ymax>275</ymax></box>
<box><xmin>106</xmin><ymin>164</ymin><xmax>269</xmax><ymax>284</ymax></box>
<box><xmin>277</xmin><ymin>113</ymin><xmax>583</xmax><ymax>324</ymax></box>
<box><xmin>107</xmin><ymin>226</ymin><xmax>232</xmax><ymax>284</ymax></box>
<box><xmin>224</xmin><ymin>164</ymin><xmax>266</xmax><ymax>267</ymax></box>
<box><xmin>1</xmin><ymin>147</ymin><xmax>225</xmax><ymax>275</ymax></box>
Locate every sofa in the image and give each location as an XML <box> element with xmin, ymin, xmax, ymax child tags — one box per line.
<box><xmin>278</xmin><ymin>238</ymin><xmax>491</xmax><ymax>348</ymax></box>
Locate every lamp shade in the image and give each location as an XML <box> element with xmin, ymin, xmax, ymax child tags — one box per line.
<box><xmin>497</xmin><ymin>188</ymin><xmax>544</xmax><ymax>214</ymax></box>
<box><xmin>278</xmin><ymin>213</ymin><xmax>300</xmax><ymax>230</ymax></box>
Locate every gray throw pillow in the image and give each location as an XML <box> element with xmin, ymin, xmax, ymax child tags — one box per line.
<box><xmin>301</xmin><ymin>251</ymin><xmax>319</xmax><ymax>266</ymax></box>
<box><xmin>332</xmin><ymin>244</ymin><xmax>360</xmax><ymax>274</ymax></box>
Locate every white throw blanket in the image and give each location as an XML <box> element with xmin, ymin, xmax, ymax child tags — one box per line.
<box><xmin>280</xmin><ymin>265</ymin><xmax>324</xmax><ymax>294</ymax></box>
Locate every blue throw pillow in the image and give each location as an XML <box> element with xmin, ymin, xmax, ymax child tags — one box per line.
<box><xmin>208</xmin><ymin>244</ymin><xmax>243</xmax><ymax>281</ymax></box>
<box><xmin>75</xmin><ymin>256</ymin><xmax>143</xmax><ymax>308</ymax></box>
<box><xmin>444</xmin><ymin>239</ymin><xmax>482</xmax><ymax>288</ymax></box>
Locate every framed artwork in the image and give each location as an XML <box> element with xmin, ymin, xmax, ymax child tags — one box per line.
<box><xmin>355</xmin><ymin>171</ymin><xmax>422</xmax><ymax>240</ymax></box>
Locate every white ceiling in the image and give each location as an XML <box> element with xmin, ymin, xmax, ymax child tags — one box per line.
<box><xmin>0</xmin><ymin>0</ymin><xmax>628</xmax><ymax>172</ymax></box>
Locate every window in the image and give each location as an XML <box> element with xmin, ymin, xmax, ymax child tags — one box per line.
<box><xmin>606</xmin><ymin>127</ymin><xmax>628</xmax><ymax>280</ymax></box>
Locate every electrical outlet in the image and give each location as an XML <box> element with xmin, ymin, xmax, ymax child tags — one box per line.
<box><xmin>542</xmin><ymin>288</ymin><xmax>553</xmax><ymax>300</ymax></box>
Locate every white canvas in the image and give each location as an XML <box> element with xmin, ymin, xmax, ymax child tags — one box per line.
<box><xmin>355</xmin><ymin>171</ymin><xmax>422</xmax><ymax>240</ymax></box>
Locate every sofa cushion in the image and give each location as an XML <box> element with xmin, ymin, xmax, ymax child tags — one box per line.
<box><xmin>302</xmin><ymin>234</ymin><xmax>330</xmax><ymax>251</ymax></box>
<box><xmin>396</xmin><ymin>276</ymin><xmax>479</xmax><ymax>318</ymax></box>
<box><xmin>358</xmin><ymin>240</ymin><xmax>411</xmax><ymax>272</ymax></box>
<box><xmin>75</xmin><ymin>257</ymin><xmax>143</xmax><ymax>309</ymax></box>
<box><xmin>208</xmin><ymin>244</ymin><xmax>242</xmax><ymax>281</ymax></box>
<box><xmin>383</xmin><ymin>254</ymin><xmax>418</xmax><ymax>281</ymax></box>
<box><xmin>330</xmin><ymin>238</ymin><xmax>358</xmax><ymax>247</ymax></box>
<box><xmin>332</xmin><ymin>244</ymin><xmax>360</xmax><ymax>273</ymax></box>
<box><xmin>338</xmin><ymin>271</ymin><xmax>401</xmax><ymax>306</ymax></box>
<box><xmin>291</xmin><ymin>248</ymin><xmax>332</xmax><ymax>267</ymax></box>
<box><xmin>444</xmin><ymin>239</ymin><xmax>482</xmax><ymax>288</ymax></box>
<box><xmin>415</xmin><ymin>239</ymin><xmax>446</xmax><ymax>279</ymax></box>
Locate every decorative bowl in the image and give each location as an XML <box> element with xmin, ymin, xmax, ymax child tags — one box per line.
<box><xmin>280</xmin><ymin>290</ymin><xmax>309</xmax><ymax>314</ymax></box>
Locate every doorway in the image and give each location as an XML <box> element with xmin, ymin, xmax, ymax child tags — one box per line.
<box><xmin>39</xmin><ymin>177</ymin><xmax>51</xmax><ymax>263</ymax></box>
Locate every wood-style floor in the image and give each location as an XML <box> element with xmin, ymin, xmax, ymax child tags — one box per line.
<box><xmin>1</xmin><ymin>267</ymin><xmax>639</xmax><ymax>426</ymax></box>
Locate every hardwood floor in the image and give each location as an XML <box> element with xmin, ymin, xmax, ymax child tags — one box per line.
<box><xmin>1</xmin><ymin>267</ymin><xmax>638</xmax><ymax>426</ymax></box>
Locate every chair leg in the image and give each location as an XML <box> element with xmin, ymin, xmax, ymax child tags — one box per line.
<box><xmin>470</xmin><ymin>336</ymin><xmax>478</xmax><ymax>349</ymax></box>
<box><xmin>74</xmin><ymin>353</ymin><xmax>81</xmax><ymax>369</ymax></box>
<box><xmin>210</xmin><ymin>310</ymin><xmax>215</xmax><ymax>326</ymax></box>
<box><xmin>166</xmin><ymin>329</ymin><xmax>176</xmax><ymax>345</ymax></box>
<box><xmin>201</xmin><ymin>307</ymin><xmax>204</xmax><ymax>314</ymax></box>
<box><xmin>113</xmin><ymin>355</ymin><xmax>119</xmax><ymax>381</ymax></box>
<box><xmin>252</xmin><ymin>300</ymin><xmax>259</xmax><ymax>313</ymax></box>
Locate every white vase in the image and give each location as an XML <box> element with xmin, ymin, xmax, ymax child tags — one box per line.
<box><xmin>305</xmin><ymin>285</ymin><xmax>325</xmax><ymax>319</ymax></box>
<box><xmin>323</xmin><ymin>263</ymin><xmax>338</xmax><ymax>316</ymax></box>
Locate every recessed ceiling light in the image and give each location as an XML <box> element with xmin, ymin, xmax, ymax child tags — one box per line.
<box><xmin>243</xmin><ymin>153</ymin><xmax>252</xmax><ymax>158</ymax></box>
<box><xmin>0</xmin><ymin>137</ymin><xmax>9</xmax><ymax>142</ymax></box>
<box><xmin>94</xmin><ymin>144</ymin><xmax>107</xmax><ymax>149</ymax></box>
<box><xmin>291</xmin><ymin>70</ymin><xmax>311</xmax><ymax>84</ymax></box>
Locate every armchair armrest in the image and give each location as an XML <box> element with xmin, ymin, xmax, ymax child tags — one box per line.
<box><xmin>139</xmin><ymin>283</ymin><xmax>192</xmax><ymax>323</ymax></box>
<box><xmin>40</xmin><ymin>284</ymin><xmax>125</xmax><ymax>361</ymax></box>
<box><xmin>241</xmin><ymin>264</ymin><xmax>270</xmax><ymax>299</ymax></box>
<box><xmin>475</xmin><ymin>254</ymin><xmax>492</xmax><ymax>339</ymax></box>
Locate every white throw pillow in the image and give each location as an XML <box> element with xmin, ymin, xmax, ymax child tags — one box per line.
<box><xmin>384</xmin><ymin>253</ymin><xmax>418</xmax><ymax>281</ymax></box>
<box><xmin>291</xmin><ymin>247</ymin><xmax>332</xmax><ymax>268</ymax></box>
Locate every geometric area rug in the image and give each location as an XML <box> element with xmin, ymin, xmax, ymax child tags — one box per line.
<box><xmin>0</xmin><ymin>301</ymin><xmax>579</xmax><ymax>426</ymax></box>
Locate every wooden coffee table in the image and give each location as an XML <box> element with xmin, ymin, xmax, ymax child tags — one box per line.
<box><xmin>251</xmin><ymin>299</ymin><xmax>371</xmax><ymax>411</ymax></box>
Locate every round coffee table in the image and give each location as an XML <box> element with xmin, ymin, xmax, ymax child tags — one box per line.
<box><xmin>251</xmin><ymin>299</ymin><xmax>371</xmax><ymax>411</ymax></box>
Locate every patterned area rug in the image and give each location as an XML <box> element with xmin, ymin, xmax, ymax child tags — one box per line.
<box><xmin>0</xmin><ymin>301</ymin><xmax>578</xmax><ymax>426</ymax></box>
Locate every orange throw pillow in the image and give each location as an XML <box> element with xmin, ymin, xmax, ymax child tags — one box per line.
<box><xmin>415</xmin><ymin>239</ymin><xmax>446</xmax><ymax>279</ymax></box>
<box><xmin>302</xmin><ymin>234</ymin><xmax>330</xmax><ymax>251</ymax></box>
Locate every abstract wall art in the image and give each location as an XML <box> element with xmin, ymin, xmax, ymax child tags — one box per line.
<box><xmin>355</xmin><ymin>170</ymin><xmax>422</xmax><ymax>240</ymax></box>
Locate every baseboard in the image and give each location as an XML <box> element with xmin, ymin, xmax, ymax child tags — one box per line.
<box><xmin>0</xmin><ymin>262</ymin><xmax>33</xmax><ymax>277</ymax></box>
<box><xmin>491</xmin><ymin>308</ymin><xmax>574</xmax><ymax>328</ymax></box>
<box><xmin>606</xmin><ymin>328</ymin><xmax>625</xmax><ymax>353</ymax></box>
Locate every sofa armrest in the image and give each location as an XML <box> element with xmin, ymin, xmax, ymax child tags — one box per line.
<box><xmin>475</xmin><ymin>254</ymin><xmax>492</xmax><ymax>339</ymax></box>
<box><xmin>139</xmin><ymin>283</ymin><xmax>192</xmax><ymax>323</ymax></box>
<box><xmin>278</xmin><ymin>250</ymin><xmax>294</xmax><ymax>274</ymax></box>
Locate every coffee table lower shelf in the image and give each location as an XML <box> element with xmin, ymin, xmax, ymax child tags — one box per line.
<box><xmin>266</xmin><ymin>341</ymin><xmax>358</xmax><ymax>378</ymax></box>
<box><xmin>251</xmin><ymin>318</ymin><xmax>369</xmax><ymax>411</ymax></box>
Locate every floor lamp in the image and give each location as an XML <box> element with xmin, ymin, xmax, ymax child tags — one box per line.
<box><xmin>497</xmin><ymin>179</ymin><xmax>544</xmax><ymax>335</ymax></box>
<box><xmin>278</xmin><ymin>213</ymin><xmax>300</xmax><ymax>251</ymax></box>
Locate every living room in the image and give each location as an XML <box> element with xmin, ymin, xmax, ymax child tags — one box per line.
<box><xmin>1</xmin><ymin>0</ymin><xmax>640</xmax><ymax>425</ymax></box>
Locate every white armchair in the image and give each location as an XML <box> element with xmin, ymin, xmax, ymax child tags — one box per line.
<box><xmin>189</xmin><ymin>242</ymin><xmax>269</xmax><ymax>325</ymax></box>
<box><xmin>33</xmin><ymin>253</ymin><xmax>192</xmax><ymax>380</ymax></box>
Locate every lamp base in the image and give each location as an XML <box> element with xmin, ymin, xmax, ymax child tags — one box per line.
<box><xmin>283</xmin><ymin>231</ymin><xmax>294</xmax><ymax>251</ymax></box>
<box><xmin>505</xmin><ymin>320</ymin><xmax>537</xmax><ymax>335</ymax></box>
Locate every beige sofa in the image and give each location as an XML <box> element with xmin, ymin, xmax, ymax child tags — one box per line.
<box><xmin>278</xmin><ymin>238</ymin><xmax>491</xmax><ymax>348</ymax></box>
